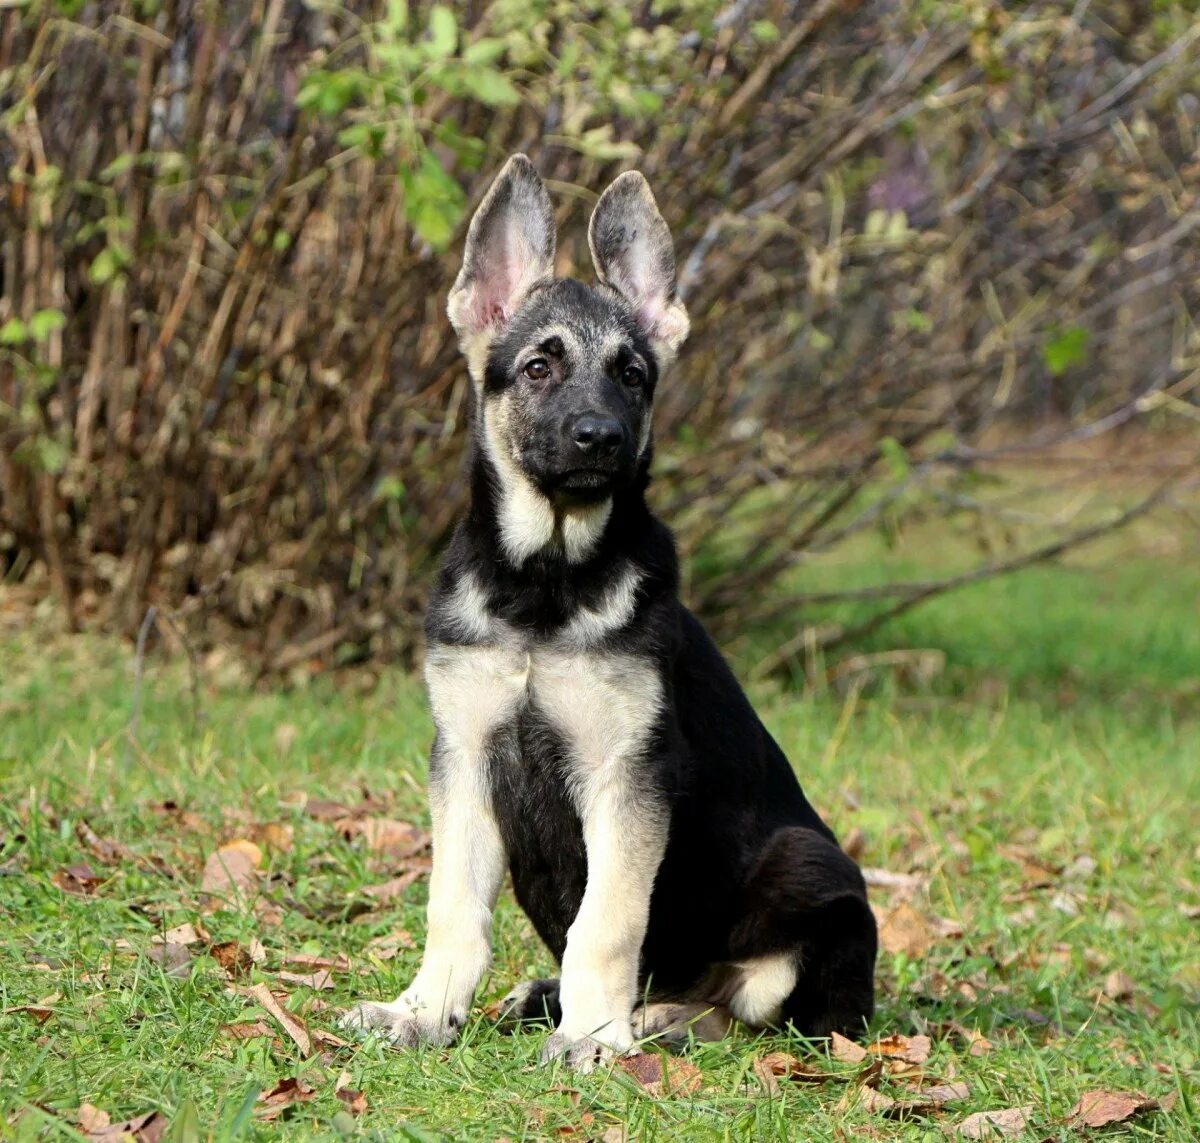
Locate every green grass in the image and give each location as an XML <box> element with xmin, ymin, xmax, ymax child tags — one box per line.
<box><xmin>2</xmin><ymin>515</ymin><xmax>1199</xmax><ymax>1141</ymax></box>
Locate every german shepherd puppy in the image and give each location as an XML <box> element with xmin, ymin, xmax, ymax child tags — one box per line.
<box><xmin>344</xmin><ymin>156</ymin><xmax>876</xmax><ymax>1069</ymax></box>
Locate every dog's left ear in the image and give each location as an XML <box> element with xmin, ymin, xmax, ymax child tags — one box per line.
<box><xmin>589</xmin><ymin>171</ymin><xmax>689</xmax><ymax>365</ymax></box>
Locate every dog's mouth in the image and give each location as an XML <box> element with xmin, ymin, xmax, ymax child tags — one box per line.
<box><xmin>552</xmin><ymin>468</ymin><xmax>619</xmax><ymax>501</ymax></box>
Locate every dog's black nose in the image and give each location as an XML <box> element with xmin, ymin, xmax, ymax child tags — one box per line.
<box><xmin>569</xmin><ymin>413</ymin><xmax>623</xmax><ymax>458</ymax></box>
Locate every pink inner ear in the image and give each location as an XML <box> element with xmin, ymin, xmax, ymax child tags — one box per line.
<box><xmin>638</xmin><ymin>298</ymin><xmax>687</xmax><ymax>346</ymax></box>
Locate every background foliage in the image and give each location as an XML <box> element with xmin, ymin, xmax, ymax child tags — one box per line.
<box><xmin>1</xmin><ymin>0</ymin><xmax>1197</xmax><ymax>672</ymax></box>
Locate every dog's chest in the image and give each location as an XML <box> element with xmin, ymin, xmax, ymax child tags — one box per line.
<box><xmin>424</xmin><ymin>640</ymin><xmax>660</xmax><ymax>772</ymax></box>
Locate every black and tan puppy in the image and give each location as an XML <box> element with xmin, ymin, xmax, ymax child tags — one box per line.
<box><xmin>344</xmin><ymin>155</ymin><xmax>877</xmax><ymax>1069</ymax></box>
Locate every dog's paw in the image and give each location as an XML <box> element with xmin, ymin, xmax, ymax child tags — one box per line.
<box><xmin>540</xmin><ymin>1030</ymin><xmax>615</xmax><ymax>1073</ymax></box>
<box><xmin>340</xmin><ymin>997</ymin><xmax>459</xmax><ymax>1048</ymax></box>
<box><xmin>496</xmin><ymin>978</ymin><xmax>561</xmax><ymax>1029</ymax></box>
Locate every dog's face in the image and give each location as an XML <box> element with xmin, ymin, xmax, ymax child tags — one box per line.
<box><xmin>447</xmin><ymin>156</ymin><xmax>689</xmax><ymax>508</ymax></box>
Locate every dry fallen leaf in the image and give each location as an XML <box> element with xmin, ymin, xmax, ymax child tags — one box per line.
<box><xmin>876</xmin><ymin>902</ymin><xmax>934</xmax><ymax>958</ymax></box>
<box><xmin>862</xmin><ymin>868</ymin><xmax>929</xmax><ymax>898</ymax></box>
<box><xmin>5</xmin><ymin>1004</ymin><xmax>55</xmax><ymax>1024</ymax></box>
<box><xmin>277</xmin><ymin>969</ymin><xmax>336</xmax><ymax>991</ymax></box>
<box><xmin>364</xmin><ymin>931</ymin><xmax>415</xmax><ymax>959</ymax></box>
<box><xmin>222</xmin><ymin>1020</ymin><xmax>276</xmax><ymax>1041</ymax></box>
<box><xmin>52</xmin><ymin>863</ymin><xmax>105</xmax><ymax>896</ymax></box>
<box><xmin>335</xmin><ymin>817</ymin><xmax>430</xmax><ymax>858</ymax></box>
<box><xmin>209</xmin><ymin>939</ymin><xmax>265</xmax><ymax>978</ymax></box>
<box><xmin>200</xmin><ymin>840</ymin><xmax>263</xmax><ymax>907</ymax></box>
<box><xmin>831</xmin><ymin>1031</ymin><xmax>868</xmax><ymax>1063</ymax></box>
<box><xmin>281</xmin><ymin>952</ymin><xmax>351</xmax><ymax>972</ymax></box>
<box><xmin>153</xmin><ymin>922</ymin><xmax>207</xmax><ymax>947</ymax></box>
<box><xmin>146</xmin><ymin>942</ymin><xmax>193</xmax><ymax>978</ymax></box>
<box><xmin>933</xmin><ymin>1020</ymin><xmax>993</xmax><ymax>1057</ymax></box>
<box><xmin>956</xmin><ymin>1106</ymin><xmax>1034</xmax><ymax>1139</ymax></box>
<box><xmin>850</xmin><ymin>1079</ymin><xmax>968</xmax><ymax>1120</ymax></box>
<box><xmin>83</xmin><ymin>1110</ymin><xmax>167</xmax><ymax>1141</ymax></box>
<box><xmin>618</xmin><ymin>1053</ymin><xmax>703</xmax><ymax>1098</ymax></box>
<box><xmin>233</xmin><ymin>982</ymin><xmax>311</xmax><ymax>1055</ymax></box>
<box><xmin>256</xmin><ymin>1077</ymin><xmax>317</xmax><ymax>1121</ymax></box>
<box><xmin>75</xmin><ymin>821</ymin><xmax>135</xmax><ymax>865</ymax></box>
<box><xmin>250</xmin><ymin>821</ymin><xmax>295</xmax><ymax>852</ymax></box>
<box><xmin>335</xmin><ymin>1085</ymin><xmax>367</xmax><ymax>1115</ymax></box>
<box><xmin>362</xmin><ymin>871</ymin><xmax>422</xmax><ymax>903</ymax></box>
<box><xmin>1068</xmin><ymin>1090</ymin><xmax>1173</xmax><ymax>1128</ymax></box>
<box><xmin>867</xmin><ymin>1033</ymin><xmax>932</xmax><ymax>1065</ymax></box>
<box><xmin>1103</xmin><ymin>970</ymin><xmax>1135</xmax><ymax>1001</ymax></box>
<box><xmin>304</xmin><ymin>799</ymin><xmax>354</xmax><ymax>821</ymax></box>
<box><xmin>752</xmin><ymin>1051</ymin><xmax>842</xmax><ymax>1094</ymax></box>
<box><xmin>78</xmin><ymin>1104</ymin><xmax>111</xmax><ymax>1132</ymax></box>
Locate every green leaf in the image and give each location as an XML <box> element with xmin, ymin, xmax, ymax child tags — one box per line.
<box><xmin>879</xmin><ymin>436</ymin><xmax>911</xmax><ymax>480</ymax></box>
<box><xmin>383</xmin><ymin>0</ymin><xmax>408</xmax><ymax>37</ymax></box>
<box><xmin>1042</xmin><ymin>326</ymin><xmax>1090</xmax><ymax>376</ymax></box>
<box><xmin>401</xmin><ymin>151</ymin><xmax>465</xmax><ymax>251</ymax></box>
<box><xmin>426</xmin><ymin>5</ymin><xmax>457</xmax><ymax>59</ymax></box>
<box><xmin>462</xmin><ymin>37</ymin><xmax>506</xmax><ymax>66</ymax></box>
<box><xmin>89</xmin><ymin>247</ymin><xmax>124</xmax><ymax>285</ymax></box>
<box><xmin>0</xmin><ymin>317</ymin><xmax>27</xmax><ymax>345</ymax></box>
<box><xmin>458</xmin><ymin>68</ymin><xmax>520</xmax><ymax>107</ymax></box>
<box><xmin>29</xmin><ymin>309</ymin><xmax>66</xmax><ymax>342</ymax></box>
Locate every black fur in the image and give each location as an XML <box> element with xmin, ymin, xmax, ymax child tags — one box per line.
<box><xmin>426</xmin><ymin>327</ymin><xmax>877</xmax><ymax>1043</ymax></box>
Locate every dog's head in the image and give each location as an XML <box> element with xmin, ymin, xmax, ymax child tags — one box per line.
<box><xmin>447</xmin><ymin>155</ymin><xmax>688</xmax><ymax>509</ymax></box>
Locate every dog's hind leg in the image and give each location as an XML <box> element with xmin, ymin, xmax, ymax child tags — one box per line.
<box><xmin>727</xmin><ymin>827</ymin><xmax>877</xmax><ymax>1041</ymax></box>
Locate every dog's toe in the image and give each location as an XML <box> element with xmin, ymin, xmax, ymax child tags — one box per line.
<box><xmin>539</xmin><ymin>1031</ymin><xmax>615</xmax><ymax>1073</ymax></box>
<box><xmin>341</xmin><ymin>998</ymin><xmax>454</xmax><ymax>1048</ymax></box>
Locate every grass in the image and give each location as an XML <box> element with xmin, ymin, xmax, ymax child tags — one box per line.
<box><xmin>1</xmin><ymin>506</ymin><xmax>1199</xmax><ymax>1141</ymax></box>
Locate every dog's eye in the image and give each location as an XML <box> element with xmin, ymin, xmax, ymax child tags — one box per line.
<box><xmin>523</xmin><ymin>358</ymin><xmax>551</xmax><ymax>380</ymax></box>
<box><xmin>622</xmin><ymin>364</ymin><xmax>645</xmax><ymax>387</ymax></box>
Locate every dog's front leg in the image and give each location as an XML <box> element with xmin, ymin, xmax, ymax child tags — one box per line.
<box><xmin>344</xmin><ymin>646</ymin><xmax>520</xmax><ymax>1047</ymax></box>
<box><xmin>542</xmin><ymin>780</ymin><xmax>667</xmax><ymax>1071</ymax></box>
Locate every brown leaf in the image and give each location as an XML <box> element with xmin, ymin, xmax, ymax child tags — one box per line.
<box><xmin>78</xmin><ymin>1104</ymin><xmax>111</xmax><ymax>1132</ymax></box>
<box><xmin>200</xmin><ymin>840</ymin><xmax>263</xmax><ymax>907</ymax></box>
<box><xmin>233</xmin><ymin>982</ymin><xmax>311</xmax><ymax>1055</ymax></box>
<box><xmin>281</xmin><ymin>952</ymin><xmax>351</xmax><ymax>972</ymax></box>
<box><xmin>209</xmin><ymin>940</ymin><xmax>265</xmax><ymax>978</ymax></box>
<box><xmin>335</xmin><ymin>1086</ymin><xmax>368</xmax><ymax>1115</ymax></box>
<box><xmin>618</xmin><ymin>1053</ymin><xmax>703</xmax><ymax>1098</ymax></box>
<box><xmin>876</xmin><ymin>902</ymin><xmax>933</xmax><ymax>958</ymax></box>
<box><xmin>364</xmin><ymin>931</ymin><xmax>414</xmax><ymax>959</ymax></box>
<box><xmin>933</xmin><ymin>1020</ymin><xmax>993</xmax><ymax>1057</ymax></box>
<box><xmin>956</xmin><ymin>1106</ymin><xmax>1034</xmax><ymax>1139</ymax></box>
<box><xmin>335</xmin><ymin>817</ymin><xmax>430</xmax><ymax>858</ymax></box>
<box><xmin>84</xmin><ymin>1110</ymin><xmax>167</xmax><ymax>1141</ymax></box>
<box><xmin>249</xmin><ymin>822</ymin><xmax>294</xmax><ymax>852</ymax></box>
<box><xmin>6</xmin><ymin>1004</ymin><xmax>54</xmax><ymax>1024</ymax></box>
<box><xmin>222</xmin><ymin>1020</ymin><xmax>276</xmax><ymax>1041</ymax></box>
<box><xmin>312</xmin><ymin>1027</ymin><xmax>351</xmax><ymax>1051</ymax></box>
<box><xmin>305</xmin><ymin>799</ymin><xmax>354</xmax><ymax>821</ymax></box>
<box><xmin>153</xmin><ymin>922</ymin><xmax>207</xmax><ymax>947</ymax></box>
<box><xmin>277</xmin><ymin>969</ymin><xmax>336</xmax><ymax>991</ymax></box>
<box><xmin>852</xmin><ymin>1079</ymin><xmax>967</xmax><ymax>1121</ymax></box>
<box><xmin>256</xmin><ymin>1077</ymin><xmax>317</xmax><ymax>1121</ymax></box>
<box><xmin>146</xmin><ymin>942</ymin><xmax>193</xmax><ymax>978</ymax></box>
<box><xmin>862</xmin><ymin>868</ymin><xmax>929</xmax><ymax>898</ymax></box>
<box><xmin>1103</xmin><ymin>970</ymin><xmax>1135</xmax><ymax>1001</ymax></box>
<box><xmin>1068</xmin><ymin>1090</ymin><xmax>1168</xmax><ymax>1128</ymax></box>
<box><xmin>1180</xmin><ymin>903</ymin><xmax>1200</xmax><ymax>920</ymax></box>
<box><xmin>52</xmin><ymin>863</ymin><xmax>105</xmax><ymax>896</ymax></box>
<box><xmin>867</xmin><ymin>1033</ymin><xmax>932</xmax><ymax>1065</ymax></box>
<box><xmin>362</xmin><ymin>870</ymin><xmax>422</xmax><ymax>902</ymax></box>
<box><xmin>75</xmin><ymin>821</ymin><xmax>135</xmax><ymax>865</ymax></box>
<box><xmin>752</xmin><ymin>1051</ymin><xmax>841</xmax><ymax>1094</ymax></box>
<box><xmin>831</xmin><ymin>1031</ymin><xmax>868</xmax><ymax>1063</ymax></box>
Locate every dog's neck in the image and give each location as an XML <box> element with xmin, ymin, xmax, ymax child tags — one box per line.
<box><xmin>464</xmin><ymin>441</ymin><xmax>652</xmax><ymax>574</ymax></box>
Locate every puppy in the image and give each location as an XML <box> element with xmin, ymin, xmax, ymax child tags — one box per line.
<box><xmin>345</xmin><ymin>155</ymin><xmax>876</xmax><ymax>1070</ymax></box>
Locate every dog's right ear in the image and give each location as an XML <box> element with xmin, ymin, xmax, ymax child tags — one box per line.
<box><xmin>447</xmin><ymin>154</ymin><xmax>556</xmax><ymax>375</ymax></box>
